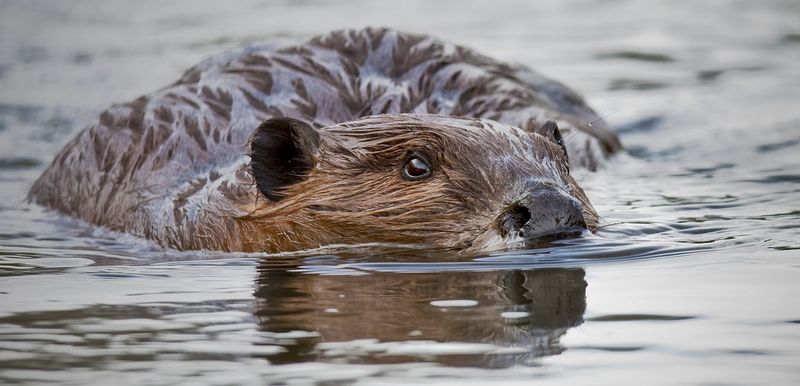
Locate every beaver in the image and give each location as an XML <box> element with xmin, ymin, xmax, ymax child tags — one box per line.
<box><xmin>28</xmin><ymin>28</ymin><xmax>621</xmax><ymax>254</ymax></box>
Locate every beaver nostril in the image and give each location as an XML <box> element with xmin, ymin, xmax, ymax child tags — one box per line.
<box><xmin>497</xmin><ymin>187</ymin><xmax>588</xmax><ymax>242</ymax></box>
<box><xmin>507</xmin><ymin>204</ymin><xmax>532</xmax><ymax>232</ymax></box>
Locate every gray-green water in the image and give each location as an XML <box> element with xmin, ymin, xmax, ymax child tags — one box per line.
<box><xmin>1</xmin><ymin>0</ymin><xmax>799</xmax><ymax>384</ymax></box>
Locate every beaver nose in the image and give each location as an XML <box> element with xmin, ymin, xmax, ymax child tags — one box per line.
<box><xmin>499</xmin><ymin>187</ymin><xmax>587</xmax><ymax>241</ymax></box>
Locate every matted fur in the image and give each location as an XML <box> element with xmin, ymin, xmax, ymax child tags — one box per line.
<box><xmin>29</xmin><ymin>28</ymin><xmax>617</xmax><ymax>253</ymax></box>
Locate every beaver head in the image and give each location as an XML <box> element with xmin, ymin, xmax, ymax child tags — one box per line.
<box><xmin>239</xmin><ymin>113</ymin><xmax>597</xmax><ymax>253</ymax></box>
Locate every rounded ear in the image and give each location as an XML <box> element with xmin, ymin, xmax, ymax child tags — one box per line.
<box><xmin>534</xmin><ymin>120</ymin><xmax>569</xmax><ymax>163</ymax></box>
<box><xmin>250</xmin><ymin>117</ymin><xmax>320</xmax><ymax>201</ymax></box>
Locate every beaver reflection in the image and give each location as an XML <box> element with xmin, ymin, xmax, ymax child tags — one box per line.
<box><xmin>254</xmin><ymin>262</ymin><xmax>586</xmax><ymax>367</ymax></box>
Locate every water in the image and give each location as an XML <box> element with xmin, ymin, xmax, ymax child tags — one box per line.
<box><xmin>1</xmin><ymin>0</ymin><xmax>799</xmax><ymax>384</ymax></box>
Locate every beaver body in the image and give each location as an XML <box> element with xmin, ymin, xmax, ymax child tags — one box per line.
<box><xmin>29</xmin><ymin>28</ymin><xmax>621</xmax><ymax>253</ymax></box>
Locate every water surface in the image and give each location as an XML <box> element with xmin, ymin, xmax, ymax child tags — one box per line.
<box><xmin>1</xmin><ymin>0</ymin><xmax>799</xmax><ymax>384</ymax></box>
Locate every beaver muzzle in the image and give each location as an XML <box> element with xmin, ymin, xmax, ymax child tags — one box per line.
<box><xmin>498</xmin><ymin>187</ymin><xmax>588</xmax><ymax>243</ymax></box>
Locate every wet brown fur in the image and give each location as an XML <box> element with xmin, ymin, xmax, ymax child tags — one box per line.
<box><xmin>28</xmin><ymin>28</ymin><xmax>619</xmax><ymax>253</ymax></box>
<box><xmin>238</xmin><ymin>115</ymin><xmax>598</xmax><ymax>252</ymax></box>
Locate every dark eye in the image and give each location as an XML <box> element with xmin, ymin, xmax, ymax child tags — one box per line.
<box><xmin>402</xmin><ymin>156</ymin><xmax>432</xmax><ymax>180</ymax></box>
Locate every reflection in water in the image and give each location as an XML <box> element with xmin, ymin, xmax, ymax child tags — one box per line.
<box><xmin>254</xmin><ymin>262</ymin><xmax>586</xmax><ymax>367</ymax></box>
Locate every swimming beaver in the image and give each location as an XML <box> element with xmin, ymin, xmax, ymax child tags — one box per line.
<box><xmin>29</xmin><ymin>28</ymin><xmax>621</xmax><ymax>253</ymax></box>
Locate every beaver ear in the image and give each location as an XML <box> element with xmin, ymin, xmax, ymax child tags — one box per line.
<box><xmin>534</xmin><ymin>120</ymin><xmax>569</xmax><ymax>163</ymax></box>
<box><xmin>250</xmin><ymin>117</ymin><xmax>320</xmax><ymax>201</ymax></box>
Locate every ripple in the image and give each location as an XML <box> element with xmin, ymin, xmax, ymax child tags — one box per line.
<box><xmin>571</xmin><ymin>345</ymin><xmax>647</xmax><ymax>352</ymax></box>
<box><xmin>743</xmin><ymin>174</ymin><xmax>800</xmax><ymax>184</ymax></box>
<box><xmin>151</xmin><ymin>340</ymin><xmax>285</xmax><ymax>356</ymax></box>
<box><xmin>0</xmin><ymin>103</ymin><xmax>42</xmax><ymax>123</ymax></box>
<box><xmin>756</xmin><ymin>138</ymin><xmax>800</xmax><ymax>153</ymax></box>
<box><xmin>317</xmin><ymin>339</ymin><xmax>526</xmax><ymax>358</ymax></box>
<box><xmin>696</xmin><ymin>66</ymin><xmax>768</xmax><ymax>82</ymax></box>
<box><xmin>658</xmin><ymin>194</ymin><xmax>738</xmax><ymax>206</ymax></box>
<box><xmin>587</xmin><ymin>314</ymin><xmax>697</xmax><ymax>322</ymax></box>
<box><xmin>608</xmin><ymin>78</ymin><xmax>669</xmax><ymax>91</ymax></box>
<box><xmin>595</xmin><ymin>51</ymin><xmax>674</xmax><ymax>62</ymax></box>
<box><xmin>683</xmin><ymin>163</ymin><xmax>736</xmax><ymax>175</ymax></box>
<box><xmin>697</xmin><ymin>69</ymin><xmax>725</xmax><ymax>81</ymax></box>
<box><xmin>625</xmin><ymin>144</ymin><xmax>685</xmax><ymax>159</ymax></box>
<box><xmin>0</xmin><ymin>157</ymin><xmax>40</xmax><ymax>170</ymax></box>
<box><xmin>772</xmin><ymin>245</ymin><xmax>800</xmax><ymax>251</ymax></box>
<box><xmin>68</xmin><ymin>319</ymin><xmax>195</xmax><ymax>333</ymax></box>
<box><xmin>615</xmin><ymin>116</ymin><xmax>664</xmax><ymax>134</ymax></box>
<box><xmin>599</xmin><ymin>222</ymin><xmax>682</xmax><ymax>236</ymax></box>
<box><xmin>781</xmin><ymin>33</ymin><xmax>800</xmax><ymax>43</ymax></box>
<box><xmin>725</xmin><ymin>349</ymin><xmax>770</xmax><ymax>356</ymax></box>
<box><xmin>321</xmin><ymin>242</ymin><xmax>709</xmax><ymax>274</ymax></box>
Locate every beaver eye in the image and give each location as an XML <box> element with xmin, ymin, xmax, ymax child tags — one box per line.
<box><xmin>402</xmin><ymin>156</ymin><xmax>431</xmax><ymax>180</ymax></box>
